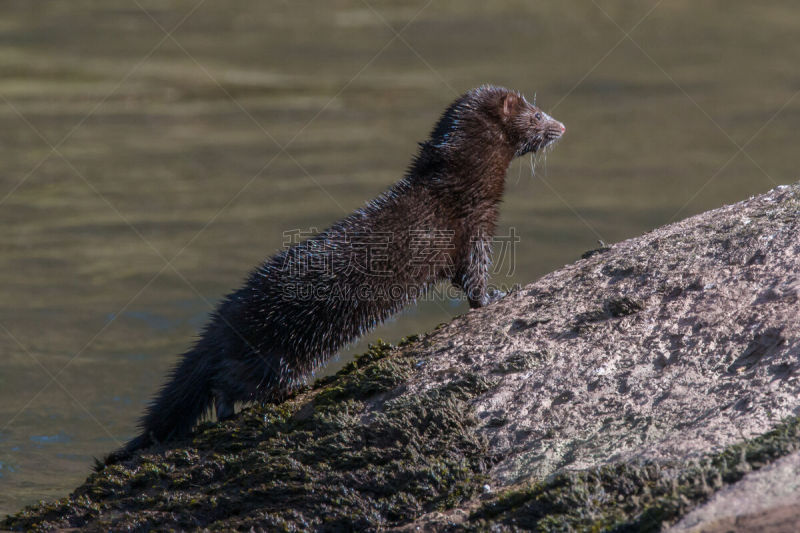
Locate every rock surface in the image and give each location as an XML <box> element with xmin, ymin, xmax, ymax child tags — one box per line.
<box><xmin>5</xmin><ymin>183</ymin><xmax>800</xmax><ymax>531</ymax></box>
<box><xmin>419</xmin><ymin>182</ymin><xmax>800</xmax><ymax>485</ymax></box>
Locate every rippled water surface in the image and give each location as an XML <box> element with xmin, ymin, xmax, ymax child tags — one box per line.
<box><xmin>1</xmin><ymin>0</ymin><xmax>798</xmax><ymax>514</ymax></box>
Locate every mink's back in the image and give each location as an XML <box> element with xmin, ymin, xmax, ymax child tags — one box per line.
<box><xmin>213</xmin><ymin>175</ymin><xmax>456</xmax><ymax>385</ymax></box>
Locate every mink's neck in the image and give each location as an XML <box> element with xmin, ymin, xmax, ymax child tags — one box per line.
<box><xmin>411</xmin><ymin>140</ymin><xmax>514</xmax><ymax>211</ymax></box>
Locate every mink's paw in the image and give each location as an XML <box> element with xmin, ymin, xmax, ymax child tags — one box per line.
<box><xmin>468</xmin><ymin>288</ymin><xmax>507</xmax><ymax>309</ymax></box>
<box><xmin>486</xmin><ymin>288</ymin><xmax>507</xmax><ymax>304</ymax></box>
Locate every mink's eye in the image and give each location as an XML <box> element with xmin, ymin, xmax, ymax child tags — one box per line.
<box><xmin>534</xmin><ymin>112</ymin><xmax>542</xmax><ymax>121</ymax></box>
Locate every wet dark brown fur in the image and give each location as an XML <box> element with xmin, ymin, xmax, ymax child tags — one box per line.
<box><xmin>110</xmin><ymin>85</ymin><xmax>564</xmax><ymax>462</ymax></box>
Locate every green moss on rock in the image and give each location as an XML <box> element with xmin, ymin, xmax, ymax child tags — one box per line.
<box><xmin>3</xmin><ymin>339</ymin><xmax>490</xmax><ymax>532</ymax></box>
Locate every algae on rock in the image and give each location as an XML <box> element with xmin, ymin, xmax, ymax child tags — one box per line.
<box><xmin>5</xmin><ymin>338</ymin><xmax>493</xmax><ymax>531</ymax></box>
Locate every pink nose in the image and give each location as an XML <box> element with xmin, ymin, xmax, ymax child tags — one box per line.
<box><xmin>558</xmin><ymin>122</ymin><xmax>566</xmax><ymax>133</ymax></box>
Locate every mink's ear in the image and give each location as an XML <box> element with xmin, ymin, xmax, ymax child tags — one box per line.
<box><xmin>502</xmin><ymin>93</ymin><xmax>518</xmax><ymax>117</ymax></box>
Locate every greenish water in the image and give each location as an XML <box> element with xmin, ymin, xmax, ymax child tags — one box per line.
<box><xmin>0</xmin><ymin>0</ymin><xmax>797</xmax><ymax>516</ymax></box>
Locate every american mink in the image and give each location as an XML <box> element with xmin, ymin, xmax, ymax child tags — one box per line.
<box><xmin>114</xmin><ymin>85</ymin><xmax>564</xmax><ymax>460</ymax></box>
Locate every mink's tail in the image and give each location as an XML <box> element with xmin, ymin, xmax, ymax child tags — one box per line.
<box><xmin>100</xmin><ymin>347</ymin><xmax>215</xmax><ymax>469</ymax></box>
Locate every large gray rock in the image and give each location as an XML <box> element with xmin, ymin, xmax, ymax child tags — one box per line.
<box><xmin>417</xmin><ymin>182</ymin><xmax>800</xmax><ymax>485</ymax></box>
<box><xmin>401</xmin><ymin>182</ymin><xmax>800</xmax><ymax>530</ymax></box>
<box><xmin>5</xmin><ymin>183</ymin><xmax>800</xmax><ymax>531</ymax></box>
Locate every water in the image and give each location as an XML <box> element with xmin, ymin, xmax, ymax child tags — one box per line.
<box><xmin>1</xmin><ymin>0</ymin><xmax>798</xmax><ymax>515</ymax></box>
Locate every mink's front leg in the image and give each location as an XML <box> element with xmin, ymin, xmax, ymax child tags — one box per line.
<box><xmin>455</xmin><ymin>231</ymin><xmax>505</xmax><ymax>309</ymax></box>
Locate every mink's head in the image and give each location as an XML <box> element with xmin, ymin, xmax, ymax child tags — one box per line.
<box><xmin>498</xmin><ymin>89</ymin><xmax>565</xmax><ymax>156</ymax></box>
<box><xmin>430</xmin><ymin>86</ymin><xmax>565</xmax><ymax>158</ymax></box>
